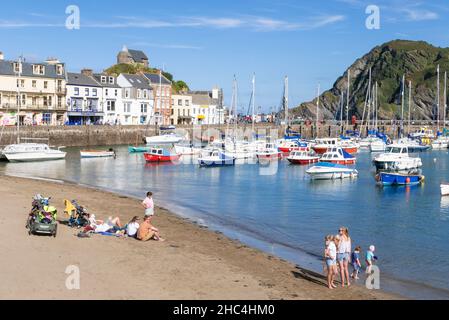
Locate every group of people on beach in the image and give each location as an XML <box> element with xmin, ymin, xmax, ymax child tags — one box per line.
<box><xmin>324</xmin><ymin>227</ymin><xmax>377</xmax><ymax>289</ymax></box>
<box><xmin>83</xmin><ymin>191</ymin><xmax>164</xmax><ymax>242</ymax></box>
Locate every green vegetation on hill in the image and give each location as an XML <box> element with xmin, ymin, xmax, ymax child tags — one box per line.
<box><xmin>104</xmin><ymin>63</ymin><xmax>190</xmax><ymax>93</ymax></box>
<box><xmin>293</xmin><ymin>40</ymin><xmax>449</xmax><ymax>121</ymax></box>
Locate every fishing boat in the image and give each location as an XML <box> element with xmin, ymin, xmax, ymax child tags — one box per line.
<box><xmin>306</xmin><ymin>162</ymin><xmax>358</xmax><ymax>180</ymax></box>
<box><xmin>128</xmin><ymin>146</ymin><xmax>152</xmax><ymax>153</ymax></box>
<box><xmin>410</xmin><ymin>127</ymin><xmax>435</xmax><ymax>140</ymax></box>
<box><xmin>255</xmin><ymin>143</ymin><xmax>282</xmax><ymax>160</ymax></box>
<box><xmin>312</xmin><ymin>138</ymin><xmax>358</xmax><ymax>155</ymax></box>
<box><xmin>143</xmin><ymin>147</ymin><xmax>181</xmax><ymax>163</ymax></box>
<box><xmin>287</xmin><ymin>150</ymin><xmax>319</xmax><ymax>165</ymax></box>
<box><xmin>396</xmin><ymin>138</ymin><xmax>431</xmax><ymax>152</ymax></box>
<box><xmin>373</xmin><ymin>145</ymin><xmax>422</xmax><ymax>171</ymax></box>
<box><xmin>80</xmin><ymin>149</ymin><xmax>116</xmax><ymax>158</ymax></box>
<box><xmin>319</xmin><ymin>147</ymin><xmax>356</xmax><ymax>165</ymax></box>
<box><xmin>277</xmin><ymin>140</ymin><xmax>309</xmax><ymax>153</ymax></box>
<box><xmin>375</xmin><ymin>172</ymin><xmax>425</xmax><ymax>186</ymax></box>
<box><xmin>441</xmin><ymin>183</ymin><xmax>449</xmax><ymax>196</ymax></box>
<box><xmin>3</xmin><ymin>143</ymin><xmax>66</xmax><ymax>162</ymax></box>
<box><xmin>198</xmin><ymin>149</ymin><xmax>236</xmax><ymax>167</ymax></box>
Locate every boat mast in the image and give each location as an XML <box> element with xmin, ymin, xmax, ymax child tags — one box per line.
<box><xmin>437</xmin><ymin>65</ymin><xmax>440</xmax><ymax>132</ymax></box>
<box><xmin>284</xmin><ymin>76</ymin><xmax>289</xmax><ymax>128</ymax></box>
<box><xmin>375</xmin><ymin>81</ymin><xmax>378</xmax><ymax>132</ymax></box>
<box><xmin>316</xmin><ymin>83</ymin><xmax>320</xmax><ymax>138</ymax></box>
<box><xmin>16</xmin><ymin>56</ymin><xmax>23</xmax><ymax>144</ymax></box>
<box><xmin>252</xmin><ymin>73</ymin><xmax>256</xmax><ymax>134</ymax></box>
<box><xmin>401</xmin><ymin>74</ymin><xmax>405</xmax><ymax>138</ymax></box>
<box><xmin>444</xmin><ymin>71</ymin><xmax>447</xmax><ymax>131</ymax></box>
<box><xmin>346</xmin><ymin>69</ymin><xmax>350</xmax><ymax>128</ymax></box>
<box><xmin>408</xmin><ymin>80</ymin><xmax>412</xmax><ymax>135</ymax></box>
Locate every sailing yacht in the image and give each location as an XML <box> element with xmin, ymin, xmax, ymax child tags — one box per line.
<box><xmin>2</xmin><ymin>57</ymin><xmax>66</xmax><ymax>162</ymax></box>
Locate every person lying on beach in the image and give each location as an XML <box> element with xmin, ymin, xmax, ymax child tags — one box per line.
<box><xmin>142</xmin><ymin>192</ymin><xmax>155</xmax><ymax>217</ymax></box>
<box><xmin>137</xmin><ymin>216</ymin><xmax>164</xmax><ymax>242</ymax></box>
<box><xmin>87</xmin><ymin>214</ymin><xmax>123</xmax><ymax>233</ymax></box>
<box><xmin>324</xmin><ymin>235</ymin><xmax>337</xmax><ymax>290</ymax></box>
<box><xmin>126</xmin><ymin>216</ymin><xmax>140</xmax><ymax>238</ymax></box>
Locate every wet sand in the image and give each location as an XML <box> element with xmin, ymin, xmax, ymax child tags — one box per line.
<box><xmin>0</xmin><ymin>175</ymin><xmax>400</xmax><ymax>300</ymax></box>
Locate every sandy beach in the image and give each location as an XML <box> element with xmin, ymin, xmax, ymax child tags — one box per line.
<box><xmin>0</xmin><ymin>175</ymin><xmax>399</xmax><ymax>300</ymax></box>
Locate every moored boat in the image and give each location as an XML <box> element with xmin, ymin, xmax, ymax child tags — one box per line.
<box><xmin>145</xmin><ymin>133</ymin><xmax>184</xmax><ymax>145</ymax></box>
<box><xmin>256</xmin><ymin>143</ymin><xmax>282</xmax><ymax>160</ymax></box>
<box><xmin>144</xmin><ymin>147</ymin><xmax>181</xmax><ymax>163</ymax></box>
<box><xmin>80</xmin><ymin>149</ymin><xmax>116</xmax><ymax>158</ymax></box>
<box><xmin>373</xmin><ymin>145</ymin><xmax>422</xmax><ymax>171</ymax></box>
<box><xmin>306</xmin><ymin>162</ymin><xmax>358</xmax><ymax>180</ymax></box>
<box><xmin>128</xmin><ymin>146</ymin><xmax>152</xmax><ymax>153</ymax></box>
<box><xmin>375</xmin><ymin>172</ymin><xmax>425</xmax><ymax>186</ymax></box>
<box><xmin>312</xmin><ymin>138</ymin><xmax>358</xmax><ymax>155</ymax></box>
<box><xmin>198</xmin><ymin>149</ymin><xmax>236</xmax><ymax>167</ymax></box>
<box><xmin>287</xmin><ymin>150</ymin><xmax>319</xmax><ymax>165</ymax></box>
<box><xmin>3</xmin><ymin>143</ymin><xmax>66</xmax><ymax>162</ymax></box>
<box><xmin>441</xmin><ymin>183</ymin><xmax>449</xmax><ymax>196</ymax></box>
<box><xmin>319</xmin><ymin>147</ymin><xmax>356</xmax><ymax>165</ymax></box>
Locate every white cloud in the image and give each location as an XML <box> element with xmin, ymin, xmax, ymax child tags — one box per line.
<box><xmin>403</xmin><ymin>8</ymin><xmax>439</xmax><ymax>21</ymax></box>
<box><xmin>130</xmin><ymin>42</ymin><xmax>203</xmax><ymax>50</ymax></box>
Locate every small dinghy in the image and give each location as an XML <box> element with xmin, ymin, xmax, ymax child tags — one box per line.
<box><xmin>128</xmin><ymin>146</ymin><xmax>152</xmax><ymax>153</ymax></box>
<box><xmin>81</xmin><ymin>149</ymin><xmax>116</xmax><ymax>159</ymax></box>
<box><xmin>306</xmin><ymin>162</ymin><xmax>358</xmax><ymax>180</ymax></box>
<box><xmin>375</xmin><ymin>172</ymin><xmax>425</xmax><ymax>186</ymax></box>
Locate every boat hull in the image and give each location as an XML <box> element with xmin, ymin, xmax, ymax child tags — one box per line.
<box><xmin>320</xmin><ymin>159</ymin><xmax>356</xmax><ymax>165</ymax></box>
<box><xmin>80</xmin><ymin>151</ymin><xmax>115</xmax><ymax>158</ymax></box>
<box><xmin>377</xmin><ymin>172</ymin><xmax>424</xmax><ymax>186</ymax></box>
<box><xmin>313</xmin><ymin>146</ymin><xmax>357</xmax><ymax>155</ymax></box>
<box><xmin>287</xmin><ymin>158</ymin><xmax>319</xmax><ymax>165</ymax></box>
<box><xmin>199</xmin><ymin>159</ymin><xmax>236</xmax><ymax>167</ymax></box>
<box><xmin>441</xmin><ymin>184</ymin><xmax>449</xmax><ymax>196</ymax></box>
<box><xmin>144</xmin><ymin>153</ymin><xmax>181</xmax><ymax>163</ymax></box>
<box><xmin>5</xmin><ymin>152</ymin><xmax>66</xmax><ymax>162</ymax></box>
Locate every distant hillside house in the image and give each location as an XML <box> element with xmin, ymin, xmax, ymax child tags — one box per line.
<box><xmin>117</xmin><ymin>46</ymin><xmax>149</xmax><ymax>68</ymax></box>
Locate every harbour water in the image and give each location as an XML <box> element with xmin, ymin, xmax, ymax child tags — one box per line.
<box><xmin>2</xmin><ymin>146</ymin><xmax>449</xmax><ymax>299</ymax></box>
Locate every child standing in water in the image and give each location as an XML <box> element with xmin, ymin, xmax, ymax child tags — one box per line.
<box><xmin>142</xmin><ymin>192</ymin><xmax>155</xmax><ymax>217</ymax></box>
<box><xmin>351</xmin><ymin>246</ymin><xmax>362</xmax><ymax>280</ymax></box>
<box><xmin>366</xmin><ymin>245</ymin><xmax>376</xmax><ymax>274</ymax></box>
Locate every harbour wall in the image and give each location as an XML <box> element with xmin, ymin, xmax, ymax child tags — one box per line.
<box><xmin>0</xmin><ymin>123</ymin><xmax>441</xmax><ymax>147</ymax></box>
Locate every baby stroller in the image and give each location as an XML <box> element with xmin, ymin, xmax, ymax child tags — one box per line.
<box><xmin>26</xmin><ymin>194</ymin><xmax>58</xmax><ymax>237</ymax></box>
<box><xmin>64</xmin><ymin>200</ymin><xmax>90</xmax><ymax>228</ymax></box>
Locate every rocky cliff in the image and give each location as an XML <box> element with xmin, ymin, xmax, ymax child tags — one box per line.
<box><xmin>292</xmin><ymin>40</ymin><xmax>449</xmax><ymax>121</ymax></box>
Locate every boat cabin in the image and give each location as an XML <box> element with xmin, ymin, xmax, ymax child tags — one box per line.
<box><xmin>386</xmin><ymin>146</ymin><xmax>409</xmax><ymax>154</ymax></box>
<box><xmin>321</xmin><ymin>147</ymin><xmax>344</xmax><ymax>160</ymax></box>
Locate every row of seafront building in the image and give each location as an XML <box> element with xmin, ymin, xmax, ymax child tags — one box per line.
<box><xmin>0</xmin><ymin>47</ymin><xmax>225</xmax><ymax>126</ymax></box>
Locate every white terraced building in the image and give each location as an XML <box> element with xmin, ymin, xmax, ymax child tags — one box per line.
<box><xmin>117</xmin><ymin>74</ymin><xmax>154</xmax><ymax>125</ymax></box>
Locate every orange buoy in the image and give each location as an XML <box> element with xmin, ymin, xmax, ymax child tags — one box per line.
<box><xmin>406</xmin><ymin>177</ymin><xmax>411</xmax><ymax>184</ymax></box>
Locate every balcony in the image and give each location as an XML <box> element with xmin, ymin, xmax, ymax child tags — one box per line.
<box><xmin>56</xmin><ymin>86</ymin><xmax>67</xmax><ymax>95</ymax></box>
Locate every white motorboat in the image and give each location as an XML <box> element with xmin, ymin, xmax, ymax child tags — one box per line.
<box><xmin>3</xmin><ymin>143</ymin><xmax>66</xmax><ymax>162</ymax></box>
<box><xmin>306</xmin><ymin>162</ymin><xmax>358</xmax><ymax>180</ymax></box>
<box><xmin>370</xmin><ymin>139</ymin><xmax>387</xmax><ymax>152</ymax></box>
<box><xmin>373</xmin><ymin>145</ymin><xmax>422</xmax><ymax>171</ymax></box>
<box><xmin>145</xmin><ymin>133</ymin><xmax>184</xmax><ymax>145</ymax></box>
<box><xmin>441</xmin><ymin>183</ymin><xmax>449</xmax><ymax>196</ymax></box>
<box><xmin>198</xmin><ymin>149</ymin><xmax>236</xmax><ymax>167</ymax></box>
<box><xmin>255</xmin><ymin>143</ymin><xmax>281</xmax><ymax>160</ymax></box>
<box><xmin>432</xmin><ymin>137</ymin><xmax>449</xmax><ymax>150</ymax></box>
<box><xmin>80</xmin><ymin>149</ymin><xmax>116</xmax><ymax>158</ymax></box>
<box><xmin>174</xmin><ymin>144</ymin><xmax>202</xmax><ymax>156</ymax></box>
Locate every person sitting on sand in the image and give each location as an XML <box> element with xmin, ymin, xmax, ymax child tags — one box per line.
<box><xmin>137</xmin><ymin>216</ymin><xmax>164</xmax><ymax>241</ymax></box>
<box><xmin>351</xmin><ymin>246</ymin><xmax>362</xmax><ymax>280</ymax></box>
<box><xmin>142</xmin><ymin>192</ymin><xmax>155</xmax><ymax>217</ymax></box>
<box><xmin>324</xmin><ymin>235</ymin><xmax>337</xmax><ymax>290</ymax></box>
<box><xmin>126</xmin><ymin>216</ymin><xmax>140</xmax><ymax>238</ymax></box>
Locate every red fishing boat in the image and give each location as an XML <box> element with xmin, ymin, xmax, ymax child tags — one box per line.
<box><xmin>312</xmin><ymin>138</ymin><xmax>358</xmax><ymax>155</ymax></box>
<box><xmin>319</xmin><ymin>147</ymin><xmax>356</xmax><ymax>165</ymax></box>
<box><xmin>287</xmin><ymin>150</ymin><xmax>320</xmax><ymax>165</ymax></box>
<box><xmin>144</xmin><ymin>147</ymin><xmax>181</xmax><ymax>163</ymax></box>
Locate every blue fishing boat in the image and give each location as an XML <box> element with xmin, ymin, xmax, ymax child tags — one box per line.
<box><xmin>375</xmin><ymin>172</ymin><xmax>425</xmax><ymax>186</ymax></box>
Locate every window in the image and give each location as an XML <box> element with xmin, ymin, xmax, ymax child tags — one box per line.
<box><xmin>178</xmin><ymin>99</ymin><xmax>182</xmax><ymax>106</ymax></box>
<box><xmin>125</xmin><ymin>89</ymin><xmax>130</xmax><ymax>98</ymax></box>
<box><xmin>21</xmin><ymin>94</ymin><xmax>26</xmax><ymax>106</ymax></box>
<box><xmin>137</xmin><ymin>89</ymin><xmax>141</xmax><ymax>98</ymax></box>
<box><xmin>13</xmin><ymin>62</ymin><xmax>22</xmax><ymax>73</ymax></box>
<box><xmin>143</xmin><ymin>90</ymin><xmax>148</xmax><ymax>99</ymax></box>
<box><xmin>57</xmin><ymin>96</ymin><xmax>62</xmax><ymax>108</ymax></box>
<box><xmin>43</xmin><ymin>96</ymin><xmax>48</xmax><ymax>106</ymax></box>
<box><xmin>185</xmin><ymin>100</ymin><xmax>190</xmax><ymax>106</ymax></box>
<box><xmin>93</xmin><ymin>89</ymin><xmax>97</xmax><ymax>97</ymax></box>
<box><xmin>140</xmin><ymin>116</ymin><xmax>147</xmax><ymax>124</ymax></box>
<box><xmin>107</xmin><ymin>100</ymin><xmax>116</xmax><ymax>112</ymax></box>
<box><xmin>105</xmin><ymin>89</ymin><xmax>109</xmax><ymax>96</ymax></box>
<box><xmin>32</xmin><ymin>80</ymin><xmax>37</xmax><ymax>88</ymax></box>
<box><xmin>32</xmin><ymin>97</ymin><xmax>37</xmax><ymax>106</ymax></box>
<box><xmin>101</xmin><ymin>76</ymin><xmax>107</xmax><ymax>83</ymax></box>
<box><xmin>178</xmin><ymin>109</ymin><xmax>180</xmax><ymax>116</ymax></box>
<box><xmin>124</xmin><ymin>103</ymin><xmax>131</xmax><ymax>113</ymax></box>
<box><xmin>33</xmin><ymin>64</ymin><xmax>45</xmax><ymax>75</ymax></box>
<box><xmin>47</xmin><ymin>96</ymin><xmax>52</xmax><ymax>107</ymax></box>
<box><xmin>44</xmin><ymin>81</ymin><xmax>48</xmax><ymax>89</ymax></box>
<box><xmin>20</xmin><ymin>80</ymin><xmax>25</xmax><ymax>88</ymax></box>
<box><xmin>85</xmin><ymin>88</ymin><xmax>89</xmax><ymax>96</ymax></box>
<box><xmin>141</xmin><ymin>104</ymin><xmax>147</xmax><ymax>113</ymax></box>
<box><xmin>0</xmin><ymin>93</ymin><xmax>2</xmax><ymax>105</ymax></box>
<box><xmin>42</xmin><ymin>113</ymin><xmax>51</xmax><ymax>124</ymax></box>
<box><xmin>56</xmin><ymin>64</ymin><xmax>64</xmax><ymax>75</ymax></box>
<box><xmin>74</xmin><ymin>87</ymin><xmax>80</xmax><ymax>96</ymax></box>
<box><xmin>109</xmin><ymin>77</ymin><xmax>114</xmax><ymax>84</ymax></box>
<box><xmin>115</xmin><ymin>89</ymin><xmax>118</xmax><ymax>97</ymax></box>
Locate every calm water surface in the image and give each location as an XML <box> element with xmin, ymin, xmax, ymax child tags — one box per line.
<box><xmin>2</xmin><ymin>147</ymin><xmax>449</xmax><ymax>299</ymax></box>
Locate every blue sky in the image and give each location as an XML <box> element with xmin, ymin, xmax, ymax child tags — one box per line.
<box><xmin>1</xmin><ymin>0</ymin><xmax>448</xmax><ymax>112</ymax></box>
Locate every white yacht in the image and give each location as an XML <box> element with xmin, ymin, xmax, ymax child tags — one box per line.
<box><xmin>145</xmin><ymin>133</ymin><xmax>184</xmax><ymax>145</ymax></box>
<box><xmin>2</xmin><ymin>143</ymin><xmax>66</xmax><ymax>162</ymax></box>
<box><xmin>373</xmin><ymin>145</ymin><xmax>422</xmax><ymax>171</ymax></box>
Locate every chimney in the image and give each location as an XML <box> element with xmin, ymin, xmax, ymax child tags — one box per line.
<box><xmin>81</xmin><ymin>68</ymin><xmax>93</xmax><ymax>77</ymax></box>
<box><xmin>0</xmin><ymin>52</ymin><xmax>4</xmax><ymax>60</ymax></box>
